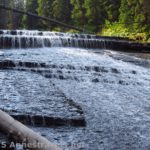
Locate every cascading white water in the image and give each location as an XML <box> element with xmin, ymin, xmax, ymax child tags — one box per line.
<box><xmin>0</xmin><ymin>30</ymin><xmax>107</xmax><ymax>49</ymax></box>
<box><xmin>0</xmin><ymin>30</ymin><xmax>149</xmax><ymax>53</ymax></box>
<box><xmin>0</xmin><ymin>29</ymin><xmax>150</xmax><ymax>149</ymax></box>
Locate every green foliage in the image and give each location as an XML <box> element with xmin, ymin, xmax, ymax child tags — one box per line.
<box><xmin>101</xmin><ymin>21</ymin><xmax>130</xmax><ymax>37</ymax></box>
<box><xmin>98</xmin><ymin>0</ymin><xmax>150</xmax><ymax>41</ymax></box>
<box><xmin>37</xmin><ymin>0</ymin><xmax>54</xmax><ymax>29</ymax></box>
<box><xmin>52</xmin><ymin>0</ymin><xmax>71</xmax><ymax>23</ymax></box>
<box><xmin>101</xmin><ymin>21</ymin><xmax>149</xmax><ymax>41</ymax></box>
<box><xmin>84</xmin><ymin>0</ymin><xmax>106</xmax><ymax>31</ymax></box>
<box><xmin>119</xmin><ymin>0</ymin><xmax>147</xmax><ymax>32</ymax></box>
<box><xmin>104</xmin><ymin>0</ymin><xmax>121</xmax><ymax>22</ymax></box>
<box><xmin>1</xmin><ymin>0</ymin><xmax>150</xmax><ymax>41</ymax></box>
<box><xmin>67</xmin><ymin>29</ymin><xmax>80</xmax><ymax>33</ymax></box>
<box><xmin>70</xmin><ymin>0</ymin><xmax>86</xmax><ymax>26</ymax></box>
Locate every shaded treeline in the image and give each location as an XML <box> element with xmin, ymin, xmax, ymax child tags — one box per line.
<box><xmin>0</xmin><ymin>0</ymin><xmax>150</xmax><ymax>38</ymax></box>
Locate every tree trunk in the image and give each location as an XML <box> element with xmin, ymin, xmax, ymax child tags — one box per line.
<box><xmin>0</xmin><ymin>4</ymin><xmax>83</xmax><ymax>32</ymax></box>
<box><xmin>0</xmin><ymin>110</ymin><xmax>60</xmax><ymax>150</ymax></box>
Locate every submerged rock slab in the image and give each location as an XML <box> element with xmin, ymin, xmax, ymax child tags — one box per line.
<box><xmin>0</xmin><ymin>70</ymin><xmax>85</xmax><ymax>127</ymax></box>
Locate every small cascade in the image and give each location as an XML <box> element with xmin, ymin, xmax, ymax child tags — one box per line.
<box><xmin>0</xmin><ymin>30</ymin><xmax>150</xmax><ymax>52</ymax></box>
<box><xmin>10</xmin><ymin>114</ymin><xmax>86</xmax><ymax>127</ymax></box>
<box><xmin>0</xmin><ymin>30</ymin><xmax>105</xmax><ymax>49</ymax></box>
<box><xmin>0</xmin><ymin>30</ymin><xmax>150</xmax><ymax>149</ymax></box>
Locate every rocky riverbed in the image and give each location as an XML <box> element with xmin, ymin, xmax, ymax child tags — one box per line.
<box><xmin>0</xmin><ymin>47</ymin><xmax>150</xmax><ymax>150</ymax></box>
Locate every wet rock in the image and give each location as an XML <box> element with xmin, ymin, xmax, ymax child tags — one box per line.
<box><xmin>44</xmin><ymin>116</ymin><xmax>55</xmax><ymax>127</ymax></box>
<box><xmin>0</xmin><ymin>30</ymin><xmax>3</xmax><ymax>34</ymax></box>
<box><xmin>119</xmin><ymin>80</ymin><xmax>124</xmax><ymax>85</ymax></box>
<box><xmin>11</xmin><ymin>115</ymin><xmax>30</xmax><ymax>125</ymax></box>
<box><xmin>33</xmin><ymin>116</ymin><xmax>45</xmax><ymax>126</ymax></box>
<box><xmin>0</xmin><ymin>60</ymin><xmax>16</xmax><ymax>68</ymax></box>
<box><xmin>53</xmin><ymin>74</ymin><xmax>57</xmax><ymax>79</ymax></box>
<box><xmin>93</xmin><ymin>73</ymin><xmax>102</xmax><ymax>76</ymax></box>
<box><xmin>17</xmin><ymin>68</ymin><xmax>27</xmax><ymax>72</ymax></box>
<box><xmin>19</xmin><ymin>31</ymin><xmax>23</xmax><ymax>35</ymax></box>
<box><xmin>34</xmin><ymin>69</ymin><xmax>42</xmax><ymax>74</ymax></box>
<box><xmin>18</xmin><ymin>62</ymin><xmax>47</xmax><ymax>68</ymax></box>
<box><xmin>53</xmin><ymin>118</ymin><xmax>67</xmax><ymax>126</ymax></box>
<box><xmin>100</xmin><ymin>67</ymin><xmax>109</xmax><ymax>73</ymax></box>
<box><xmin>18</xmin><ymin>61</ymin><xmax>23</xmax><ymax>67</ymax></box>
<box><xmin>24</xmin><ymin>62</ymin><xmax>39</xmax><ymax>68</ymax></box>
<box><xmin>93</xmin><ymin>66</ymin><xmax>100</xmax><ymax>72</ymax></box>
<box><xmin>67</xmin><ymin>65</ymin><xmax>75</xmax><ymax>70</ymax></box>
<box><xmin>74</xmin><ymin>34</ymin><xmax>78</xmax><ymax>38</ymax></box>
<box><xmin>67</xmin><ymin>38</ymin><xmax>71</xmax><ymax>45</ymax></box>
<box><xmin>51</xmin><ymin>64</ymin><xmax>57</xmax><ymax>69</ymax></box>
<box><xmin>38</xmin><ymin>32</ymin><xmax>43</xmax><ymax>36</ymax></box>
<box><xmin>70</xmin><ymin>118</ymin><xmax>86</xmax><ymax>127</ymax></box>
<box><xmin>118</xmin><ymin>80</ymin><xmax>129</xmax><ymax>85</ymax></box>
<box><xmin>111</xmin><ymin>68</ymin><xmax>120</xmax><ymax>74</ymax></box>
<box><xmin>87</xmin><ymin>35</ymin><xmax>91</xmax><ymax>39</ymax></box>
<box><xmin>131</xmin><ymin>70</ymin><xmax>137</xmax><ymax>74</ymax></box>
<box><xmin>57</xmin><ymin>70</ymin><xmax>63</xmax><ymax>74</ymax></box>
<box><xmin>85</xmin><ymin>66</ymin><xmax>91</xmax><ymax>71</ymax></box>
<box><xmin>11</xmin><ymin>115</ymin><xmax>86</xmax><ymax>127</ymax></box>
<box><xmin>40</xmin><ymin>63</ymin><xmax>47</xmax><ymax>68</ymax></box>
<box><xmin>92</xmin><ymin>78</ymin><xmax>99</xmax><ymax>83</ymax></box>
<box><xmin>10</xmin><ymin>30</ymin><xmax>17</xmax><ymax>35</ymax></box>
<box><xmin>74</xmin><ymin>77</ymin><xmax>79</xmax><ymax>81</ymax></box>
<box><xmin>44</xmin><ymin>74</ymin><xmax>52</xmax><ymax>78</ymax></box>
<box><xmin>0</xmin><ymin>37</ymin><xmax>12</xmax><ymax>49</ymax></box>
<box><xmin>59</xmin><ymin>75</ymin><xmax>65</xmax><ymax>80</ymax></box>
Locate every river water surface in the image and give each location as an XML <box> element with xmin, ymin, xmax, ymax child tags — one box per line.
<box><xmin>0</xmin><ymin>47</ymin><xmax>150</xmax><ymax>150</ymax></box>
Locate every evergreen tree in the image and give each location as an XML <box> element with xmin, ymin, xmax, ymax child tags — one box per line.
<box><xmin>119</xmin><ymin>0</ymin><xmax>146</xmax><ymax>31</ymax></box>
<box><xmin>9</xmin><ymin>0</ymin><xmax>25</xmax><ymax>29</ymax></box>
<box><xmin>104</xmin><ymin>0</ymin><xmax>121</xmax><ymax>22</ymax></box>
<box><xmin>52</xmin><ymin>0</ymin><xmax>71</xmax><ymax>23</ymax></box>
<box><xmin>70</xmin><ymin>0</ymin><xmax>86</xmax><ymax>27</ymax></box>
<box><xmin>0</xmin><ymin>0</ymin><xmax>10</xmax><ymax>29</ymax></box>
<box><xmin>84</xmin><ymin>0</ymin><xmax>106</xmax><ymax>32</ymax></box>
<box><xmin>37</xmin><ymin>0</ymin><xmax>53</xmax><ymax>29</ymax></box>
<box><xmin>119</xmin><ymin>0</ymin><xmax>133</xmax><ymax>24</ymax></box>
<box><xmin>22</xmin><ymin>0</ymin><xmax>39</xmax><ymax>29</ymax></box>
<box><xmin>143</xmin><ymin>0</ymin><xmax>150</xmax><ymax>24</ymax></box>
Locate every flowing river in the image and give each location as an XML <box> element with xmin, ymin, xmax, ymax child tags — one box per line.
<box><xmin>0</xmin><ymin>30</ymin><xmax>150</xmax><ymax>150</ymax></box>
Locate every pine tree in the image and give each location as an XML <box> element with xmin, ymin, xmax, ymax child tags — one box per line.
<box><xmin>0</xmin><ymin>0</ymin><xmax>10</xmax><ymax>29</ymax></box>
<box><xmin>119</xmin><ymin>0</ymin><xmax>146</xmax><ymax>31</ymax></box>
<box><xmin>70</xmin><ymin>0</ymin><xmax>86</xmax><ymax>27</ymax></box>
<box><xmin>9</xmin><ymin>0</ymin><xmax>25</xmax><ymax>29</ymax></box>
<box><xmin>84</xmin><ymin>0</ymin><xmax>106</xmax><ymax>32</ymax></box>
<box><xmin>52</xmin><ymin>0</ymin><xmax>71</xmax><ymax>23</ymax></box>
<box><xmin>22</xmin><ymin>0</ymin><xmax>39</xmax><ymax>29</ymax></box>
<box><xmin>104</xmin><ymin>0</ymin><xmax>121</xmax><ymax>22</ymax></box>
<box><xmin>37</xmin><ymin>0</ymin><xmax>54</xmax><ymax>29</ymax></box>
<box><xmin>143</xmin><ymin>0</ymin><xmax>150</xmax><ymax>24</ymax></box>
<box><xmin>119</xmin><ymin>0</ymin><xmax>132</xmax><ymax>24</ymax></box>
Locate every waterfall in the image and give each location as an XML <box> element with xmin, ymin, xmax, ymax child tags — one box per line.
<box><xmin>0</xmin><ymin>30</ymin><xmax>105</xmax><ymax>49</ymax></box>
<box><xmin>0</xmin><ymin>30</ymin><xmax>150</xmax><ymax>52</ymax></box>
